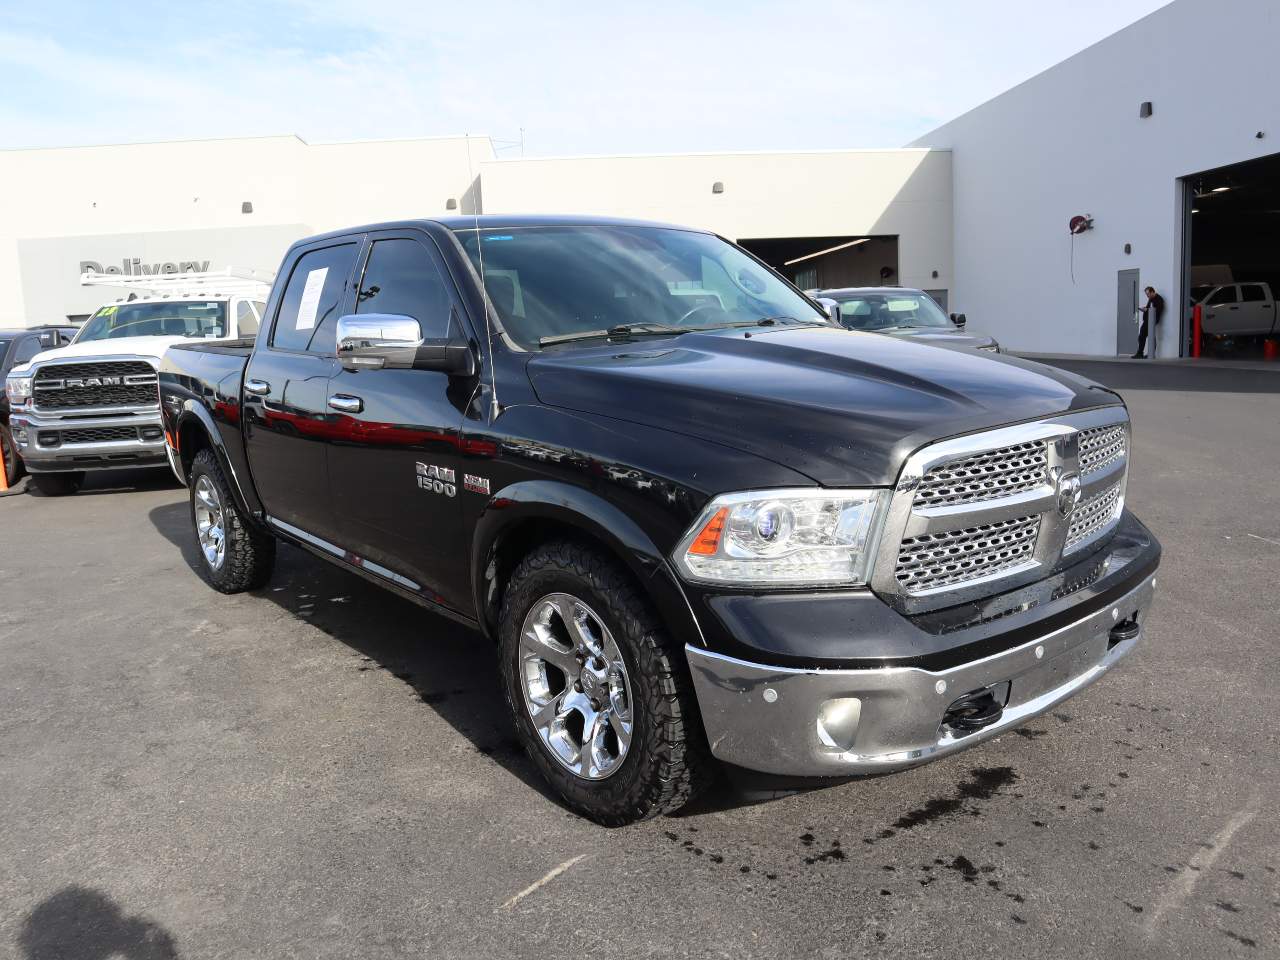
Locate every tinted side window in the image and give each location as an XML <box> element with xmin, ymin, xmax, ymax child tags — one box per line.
<box><xmin>1207</xmin><ymin>285</ymin><xmax>1238</xmax><ymax>305</ymax></box>
<box><xmin>236</xmin><ymin>301</ymin><xmax>260</xmax><ymax>336</ymax></box>
<box><xmin>355</xmin><ymin>238</ymin><xmax>451</xmax><ymax>338</ymax></box>
<box><xmin>1241</xmin><ymin>284</ymin><xmax>1267</xmax><ymax>303</ymax></box>
<box><xmin>14</xmin><ymin>337</ymin><xmax>43</xmax><ymax>364</ymax></box>
<box><xmin>272</xmin><ymin>243</ymin><xmax>358</xmax><ymax>353</ymax></box>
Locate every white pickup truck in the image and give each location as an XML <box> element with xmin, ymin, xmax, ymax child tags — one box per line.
<box><xmin>1192</xmin><ymin>281</ymin><xmax>1278</xmax><ymax>337</ymax></box>
<box><xmin>4</xmin><ymin>269</ymin><xmax>272</xmax><ymax>495</ymax></box>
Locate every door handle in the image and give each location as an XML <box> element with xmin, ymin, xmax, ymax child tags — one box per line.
<box><xmin>328</xmin><ymin>394</ymin><xmax>363</xmax><ymax>413</ymax></box>
<box><xmin>1228</xmin><ymin>306</ymin><xmax>1239</xmax><ymax>310</ymax></box>
<box><xmin>244</xmin><ymin>379</ymin><xmax>271</xmax><ymax>396</ymax></box>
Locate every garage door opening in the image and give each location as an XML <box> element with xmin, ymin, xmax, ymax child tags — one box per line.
<box><xmin>738</xmin><ymin>235</ymin><xmax>899</xmax><ymax>294</ymax></box>
<box><xmin>1183</xmin><ymin>151</ymin><xmax>1280</xmax><ymax>358</ymax></box>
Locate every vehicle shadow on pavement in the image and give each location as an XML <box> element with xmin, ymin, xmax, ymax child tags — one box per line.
<box><xmin>18</xmin><ymin>885</ymin><xmax>179</xmax><ymax>959</ymax></box>
<box><xmin>147</xmin><ymin>500</ymin><xmax>564</xmax><ymax>808</ymax></box>
<box><xmin>148</xmin><ymin>499</ymin><xmax>773</xmax><ymax>818</ymax></box>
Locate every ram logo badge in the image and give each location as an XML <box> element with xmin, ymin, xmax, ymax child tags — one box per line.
<box><xmin>415</xmin><ymin>462</ymin><xmax>456</xmax><ymax>497</ymax></box>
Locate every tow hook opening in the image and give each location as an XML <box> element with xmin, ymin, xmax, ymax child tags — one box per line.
<box><xmin>941</xmin><ymin>680</ymin><xmax>1011</xmax><ymax>736</ymax></box>
<box><xmin>1108</xmin><ymin>614</ymin><xmax>1140</xmax><ymax>650</ymax></box>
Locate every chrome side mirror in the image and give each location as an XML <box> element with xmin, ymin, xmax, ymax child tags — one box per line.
<box><xmin>336</xmin><ymin>314</ymin><xmax>422</xmax><ymax>371</ymax></box>
<box><xmin>951</xmin><ymin>312</ymin><xmax>967</xmax><ymax>328</ymax></box>
<box><xmin>817</xmin><ymin>298</ymin><xmax>841</xmax><ymax>323</ymax></box>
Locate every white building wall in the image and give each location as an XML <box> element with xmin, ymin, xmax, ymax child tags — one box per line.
<box><xmin>0</xmin><ymin>135</ymin><xmax>493</xmax><ymax>325</ymax></box>
<box><xmin>479</xmin><ymin>150</ymin><xmax>953</xmax><ymax>293</ymax></box>
<box><xmin>915</xmin><ymin>0</ymin><xmax>1280</xmax><ymax>357</ymax></box>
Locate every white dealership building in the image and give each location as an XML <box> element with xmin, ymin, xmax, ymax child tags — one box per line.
<box><xmin>1</xmin><ymin>0</ymin><xmax>1276</xmax><ymax>358</ymax></box>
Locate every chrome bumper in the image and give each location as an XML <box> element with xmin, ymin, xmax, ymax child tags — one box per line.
<box><xmin>686</xmin><ymin>573</ymin><xmax>1156</xmax><ymax>777</ymax></box>
<box><xmin>10</xmin><ymin>408</ymin><xmax>167</xmax><ymax>472</ymax></box>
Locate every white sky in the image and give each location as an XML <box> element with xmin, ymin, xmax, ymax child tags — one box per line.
<box><xmin>1</xmin><ymin>0</ymin><xmax>1171</xmax><ymax>155</ymax></box>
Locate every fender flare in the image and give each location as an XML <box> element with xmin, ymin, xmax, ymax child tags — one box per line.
<box><xmin>174</xmin><ymin>403</ymin><xmax>261</xmax><ymax>522</ymax></box>
<box><xmin>470</xmin><ymin>479</ymin><xmax>705</xmax><ymax>649</ymax></box>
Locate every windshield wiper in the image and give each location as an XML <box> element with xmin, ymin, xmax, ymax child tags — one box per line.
<box><xmin>539</xmin><ymin>323</ymin><xmax>690</xmax><ymax>346</ymax></box>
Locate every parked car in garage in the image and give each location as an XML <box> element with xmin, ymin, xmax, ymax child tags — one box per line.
<box><xmin>1</xmin><ymin>327</ymin><xmax>78</xmax><ymax>482</ymax></box>
<box><xmin>1191</xmin><ymin>281</ymin><xmax>1277</xmax><ymax>337</ymax></box>
<box><xmin>159</xmin><ymin>216</ymin><xmax>1158</xmax><ymax>825</ymax></box>
<box><xmin>815</xmin><ymin>287</ymin><xmax>1001</xmax><ymax>352</ymax></box>
<box><xmin>4</xmin><ymin>270</ymin><xmax>272</xmax><ymax>495</ymax></box>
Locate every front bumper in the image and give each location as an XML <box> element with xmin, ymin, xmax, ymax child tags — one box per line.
<box><xmin>689</xmin><ymin>572</ymin><xmax>1154</xmax><ymax>776</ymax></box>
<box><xmin>9</xmin><ymin>408</ymin><xmax>168</xmax><ymax>473</ymax></box>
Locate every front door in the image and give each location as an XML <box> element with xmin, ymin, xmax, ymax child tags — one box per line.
<box><xmin>1115</xmin><ymin>269</ymin><xmax>1140</xmax><ymax>356</ymax></box>
<box><xmin>325</xmin><ymin>230</ymin><xmax>473</xmax><ymax>612</ymax></box>
<box><xmin>1201</xmin><ymin>284</ymin><xmax>1240</xmax><ymax>335</ymax></box>
<box><xmin>243</xmin><ymin>239</ymin><xmax>361</xmax><ymax>546</ymax></box>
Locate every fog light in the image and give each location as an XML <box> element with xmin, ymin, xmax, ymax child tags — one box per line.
<box><xmin>816</xmin><ymin>697</ymin><xmax>862</xmax><ymax>751</ymax></box>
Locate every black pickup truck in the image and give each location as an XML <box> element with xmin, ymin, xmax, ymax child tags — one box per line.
<box><xmin>158</xmin><ymin>216</ymin><xmax>1160</xmax><ymax>825</ymax></box>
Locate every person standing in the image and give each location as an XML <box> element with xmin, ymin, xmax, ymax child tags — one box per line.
<box><xmin>1134</xmin><ymin>285</ymin><xmax>1164</xmax><ymax>358</ymax></box>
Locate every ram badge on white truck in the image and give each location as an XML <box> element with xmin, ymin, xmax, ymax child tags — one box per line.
<box><xmin>3</xmin><ymin>269</ymin><xmax>272</xmax><ymax>495</ymax></box>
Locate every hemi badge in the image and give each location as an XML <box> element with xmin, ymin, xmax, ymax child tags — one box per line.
<box><xmin>464</xmin><ymin>474</ymin><xmax>490</xmax><ymax>495</ymax></box>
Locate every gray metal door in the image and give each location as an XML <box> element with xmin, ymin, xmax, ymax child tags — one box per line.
<box><xmin>1116</xmin><ymin>269</ymin><xmax>1140</xmax><ymax>356</ymax></box>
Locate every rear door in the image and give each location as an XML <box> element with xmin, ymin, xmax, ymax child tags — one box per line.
<box><xmin>243</xmin><ymin>238</ymin><xmax>361</xmax><ymax>547</ymax></box>
<box><xmin>1238</xmin><ymin>284</ymin><xmax>1274</xmax><ymax>335</ymax></box>
<box><xmin>325</xmin><ymin>229</ymin><xmax>473</xmax><ymax>611</ymax></box>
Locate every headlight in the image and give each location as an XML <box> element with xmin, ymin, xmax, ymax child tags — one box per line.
<box><xmin>673</xmin><ymin>488</ymin><xmax>886</xmax><ymax>586</ymax></box>
<box><xmin>5</xmin><ymin>374</ymin><xmax>32</xmax><ymax>404</ymax></box>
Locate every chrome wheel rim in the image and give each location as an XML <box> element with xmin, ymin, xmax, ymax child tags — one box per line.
<box><xmin>518</xmin><ymin>592</ymin><xmax>635</xmax><ymax>781</ymax></box>
<box><xmin>193</xmin><ymin>475</ymin><xmax>226</xmax><ymax>571</ymax></box>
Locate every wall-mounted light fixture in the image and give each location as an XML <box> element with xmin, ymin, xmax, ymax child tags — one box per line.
<box><xmin>241</xmin><ymin>201</ymin><xmax>254</xmax><ymax>214</ymax></box>
<box><xmin>1123</xmin><ymin>243</ymin><xmax>1132</xmax><ymax>255</ymax></box>
<box><xmin>446</xmin><ymin>198</ymin><xmax>458</xmax><ymax>210</ymax></box>
<box><xmin>1139</xmin><ymin>101</ymin><xmax>1153</xmax><ymax>118</ymax></box>
<box><xmin>711</xmin><ymin>181</ymin><xmax>724</xmax><ymax>194</ymax></box>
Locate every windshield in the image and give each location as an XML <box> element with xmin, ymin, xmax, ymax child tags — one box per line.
<box><xmin>453</xmin><ymin>225</ymin><xmax>828</xmax><ymax>348</ymax></box>
<box><xmin>75</xmin><ymin>301</ymin><xmax>228</xmax><ymax>343</ymax></box>
<box><xmin>831</xmin><ymin>291</ymin><xmax>952</xmax><ymax>331</ymax></box>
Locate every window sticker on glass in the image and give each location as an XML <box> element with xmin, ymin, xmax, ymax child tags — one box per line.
<box><xmin>887</xmin><ymin>299</ymin><xmax>918</xmax><ymax>311</ymax></box>
<box><xmin>296</xmin><ymin>267</ymin><xmax>329</xmax><ymax>331</ymax></box>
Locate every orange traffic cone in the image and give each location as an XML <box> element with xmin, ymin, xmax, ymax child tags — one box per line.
<box><xmin>0</xmin><ymin>437</ymin><xmax>9</xmax><ymax>493</ymax></box>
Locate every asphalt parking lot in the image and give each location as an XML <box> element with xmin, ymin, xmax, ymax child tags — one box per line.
<box><xmin>1</xmin><ymin>362</ymin><xmax>1278</xmax><ymax>960</ymax></box>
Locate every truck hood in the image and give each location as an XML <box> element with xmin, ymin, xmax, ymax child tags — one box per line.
<box><xmin>21</xmin><ymin>335</ymin><xmax>195</xmax><ymax>370</ymax></box>
<box><xmin>527</xmin><ymin>326</ymin><xmax>1115</xmax><ymax>487</ymax></box>
<box><xmin>879</xmin><ymin>326</ymin><xmax>998</xmax><ymax>350</ymax></box>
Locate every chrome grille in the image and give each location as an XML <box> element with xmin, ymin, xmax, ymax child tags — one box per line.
<box><xmin>895</xmin><ymin>515</ymin><xmax>1040</xmax><ymax>593</ymax></box>
<box><xmin>1066</xmin><ymin>482</ymin><xmax>1123</xmax><ymax>552</ymax></box>
<box><xmin>874</xmin><ymin>408</ymin><xmax>1132</xmax><ymax>613</ymax></box>
<box><xmin>33</xmin><ymin>360</ymin><xmax>157</xmax><ymax>411</ymax></box>
<box><xmin>914</xmin><ymin>440</ymin><xmax>1048</xmax><ymax>508</ymax></box>
<box><xmin>1079</xmin><ymin>424</ymin><xmax>1126</xmax><ymax>476</ymax></box>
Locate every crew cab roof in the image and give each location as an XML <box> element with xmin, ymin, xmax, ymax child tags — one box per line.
<box><xmin>294</xmin><ymin>214</ymin><xmax>710</xmax><ymax>247</ymax></box>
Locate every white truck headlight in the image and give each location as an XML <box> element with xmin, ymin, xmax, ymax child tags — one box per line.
<box><xmin>5</xmin><ymin>374</ymin><xmax>32</xmax><ymax>404</ymax></box>
<box><xmin>673</xmin><ymin>489</ymin><xmax>886</xmax><ymax>586</ymax></box>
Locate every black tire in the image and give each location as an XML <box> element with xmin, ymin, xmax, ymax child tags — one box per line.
<box><xmin>189</xmin><ymin>448</ymin><xmax>275</xmax><ymax>593</ymax></box>
<box><xmin>0</xmin><ymin>423</ymin><xmax>22</xmax><ymax>483</ymax></box>
<box><xmin>30</xmin><ymin>471</ymin><xmax>84</xmax><ymax>496</ymax></box>
<box><xmin>499</xmin><ymin>540</ymin><xmax>713</xmax><ymax>825</ymax></box>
